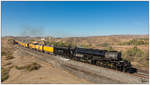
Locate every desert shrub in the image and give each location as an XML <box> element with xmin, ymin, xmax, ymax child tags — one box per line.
<box><xmin>47</xmin><ymin>41</ymin><xmax>66</xmax><ymax>47</ymax></box>
<box><xmin>47</xmin><ymin>41</ymin><xmax>77</xmax><ymax>47</ymax></box>
<box><xmin>1</xmin><ymin>47</ymin><xmax>8</xmax><ymax>56</ymax></box>
<box><xmin>120</xmin><ymin>38</ymin><xmax>149</xmax><ymax>45</ymax></box>
<box><xmin>80</xmin><ymin>44</ymin><xmax>89</xmax><ymax>48</ymax></box>
<box><xmin>1</xmin><ymin>68</ymin><xmax>9</xmax><ymax>82</ymax></box>
<box><xmin>16</xmin><ymin>62</ymin><xmax>41</xmax><ymax>71</ymax></box>
<box><xmin>26</xmin><ymin>62</ymin><xmax>41</xmax><ymax>71</ymax></box>
<box><xmin>139</xmin><ymin>51</ymin><xmax>149</xmax><ymax>66</ymax></box>
<box><xmin>15</xmin><ymin>65</ymin><xmax>26</xmax><ymax>70</ymax></box>
<box><xmin>127</xmin><ymin>46</ymin><xmax>144</xmax><ymax>57</ymax></box>
<box><xmin>4</xmin><ymin>62</ymin><xmax>12</xmax><ymax>66</ymax></box>
<box><xmin>88</xmin><ymin>43</ymin><xmax>92</xmax><ymax>47</ymax></box>
<box><xmin>5</xmin><ymin>55</ymin><xmax>14</xmax><ymax>60</ymax></box>
<box><xmin>123</xmin><ymin>46</ymin><xmax>145</xmax><ymax>62</ymax></box>
<box><xmin>97</xmin><ymin>43</ymin><xmax>110</xmax><ymax>47</ymax></box>
<box><xmin>1</xmin><ymin>51</ymin><xmax>7</xmax><ymax>56</ymax></box>
<box><xmin>105</xmin><ymin>46</ymin><xmax>114</xmax><ymax>51</ymax></box>
<box><xmin>8</xmin><ymin>39</ymin><xmax>16</xmax><ymax>45</ymax></box>
<box><xmin>144</xmin><ymin>51</ymin><xmax>149</xmax><ymax>60</ymax></box>
<box><xmin>123</xmin><ymin>47</ymin><xmax>149</xmax><ymax>69</ymax></box>
<box><xmin>56</xmin><ymin>42</ymin><xmax>68</xmax><ymax>47</ymax></box>
<box><xmin>2</xmin><ymin>47</ymin><xmax>14</xmax><ymax>60</ymax></box>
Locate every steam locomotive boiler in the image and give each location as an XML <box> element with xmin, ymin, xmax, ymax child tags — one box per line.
<box><xmin>69</xmin><ymin>47</ymin><xmax>137</xmax><ymax>73</ymax></box>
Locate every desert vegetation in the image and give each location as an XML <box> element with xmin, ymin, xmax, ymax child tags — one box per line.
<box><xmin>96</xmin><ymin>43</ymin><xmax>110</xmax><ymax>47</ymax></box>
<box><xmin>120</xmin><ymin>38</ymin><xmax>148</xmax><ymax>45</ymax></box>
<box><xmin>1</xmin><ymin>67</ymin><xmax>10</xmax><ymax>82</ymax></box>
<box><xmin>123</xmin><ymin>46</ymin><xmax>148</xmax><ymax>69</ymax></box>
<box><xmin>15</xmin><ymin>62</ymin><xmax>41</xmax><ymax>71</ymax></box>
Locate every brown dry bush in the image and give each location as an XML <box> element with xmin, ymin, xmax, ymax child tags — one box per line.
<box><xmin>5</xmin><ymin>54</ymin><xmax>14</xmax><ymax>60</ymax></box>
<box><xmin>16</xmin><ymin>62</ymin><xmax>41</xmax><ymax>71</ymax></box>
<box><xmin>1</xmin><ymin>68</ymin><xmax>10</xmax><ymax>82</ymax></box>
<box><xmin>96</xmin><ymin>43</ymin><xmax>110</xmax><ymax>47</ymax></box>
<box><xmin>123</xmin><ymin>46</ymin><xmax>149</xmax><ymax>69</ymax></box>
<box><xmin>2</xmin><ymin>46</ymin><xmax>14</xmax><ymax>60</ymax></box>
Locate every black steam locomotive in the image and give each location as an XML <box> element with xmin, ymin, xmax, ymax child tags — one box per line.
<box><xmin>54</xmin><ymin>46</ymin><xmax>137</xmax><ymax>73</ymax></box>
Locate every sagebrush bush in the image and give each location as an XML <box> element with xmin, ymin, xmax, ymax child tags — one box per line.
<box><xmin>105</xmin><ymin>46</ymin><xmax>114</xmax><ymax>51</ymax></box>
<box><xmin>97</xmin><ymin>43</ymin><xmax>110</xmax><ymax>47</ymax></box>
<box><xmin>123</xmin><ymin>46</ymin><xmax>148</xmax><ymax>68</ymax></box>
<box><xmin>26</xmin><ymin>62</ymin><xmax>41</xmax><ymax>71</ymax></box>
<box><xmin>126</xmin><ymin>46</ymin><xmax>144</xmax><ymax>57</ymax></box>
<box><xmin>120</xmin><ymin>38</ymin><xmax>148</xmax><ymax>45</ymax></box>
<box><xmin>1</xmin><ymin>68</ymin><xmax>9</xmax><ymax>82</ymax></box>
<box><xmin>1</xmin><ymin>51</ymin><xmax>6</xmax><ymax>56</ymax></box>
<box><xmin>5</xmin><ymin>55</ymin><xmax>14</xmax><ymax>60</ymax></box>
<box><xmin>46</xmin><ymin>41</ymin><xmax>72</xmax><ymax>47</ymax></box>
<box><xmin>16</xmin><ymin>62</ymin><xmax>41</xmax><ymax>71</ymax></box>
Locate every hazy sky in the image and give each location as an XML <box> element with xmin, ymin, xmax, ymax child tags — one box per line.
<box><xmin>2</xmin><ymin>1</ymin><xmax>149</xmax><ymax>37</ymax></box>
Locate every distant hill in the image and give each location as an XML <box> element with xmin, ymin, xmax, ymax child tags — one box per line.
<box><xmin>53</xmin><ymin>34</ymin><xmax>148</xmax><ymax>48</ymax></box>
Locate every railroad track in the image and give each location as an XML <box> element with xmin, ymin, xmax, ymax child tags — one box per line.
<box><xmin>17</xmin><ymin>45</ymin><xmax>149</xmax><ymax>83</ymax></box>
<box><xmin>134</xmin><ymin>72</ymin><xmax>149</xmax><ymax>80</ymax></box>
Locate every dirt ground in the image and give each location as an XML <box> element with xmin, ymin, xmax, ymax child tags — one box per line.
<box><xmin>1</xmin><ymin>38</ymin><xmax>91</xmax><ymax>84</ymax></box>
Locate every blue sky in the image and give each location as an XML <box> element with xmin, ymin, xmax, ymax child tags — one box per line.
<box><xmin>2</xmin><ymin>1</ymin><xmax>149</xmax><ymax>37</ymax></box>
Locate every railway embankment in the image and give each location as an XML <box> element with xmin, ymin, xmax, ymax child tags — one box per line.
<box><xmin>20</xmin><ymin>46</ymin><xmax>148</xmax><ymax>84</ymax></box>
<box><xmin>2</xmin><ymin>45</ymin><xmax>91</xmax><ymax>84</ymax></box>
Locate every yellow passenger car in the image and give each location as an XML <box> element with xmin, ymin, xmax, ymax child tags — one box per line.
<box><xmin>43</xmin><ymin>46</ymin><xmax>54</xmax><ymax>53</ymax></box>
<box><xmin>35</xmin><ymin>45</ymin><xmax>39</xmax><ymax>50</ymax></box>
<box><xmin>25</xmin><ymin>43</ymin><xmax>28</xmax><ymax>47</ymax></box>
<box><xmin>29</xmin><ymin>44</ymin><xmax>32</xmax><ymax>48</ymax></box>
<box><xmin>32</xmin><ymin>44</ymin><xmax>36</xmax><ymax>49</ymax></box>
<box><xmin>22</xmin><ymin>43</ymin><xmax>24</xmax><ymax>47</ymax></box>
<box><xmin>20</xmin><ymin>42</ymin><xmax>23</xmax><ymax>46</ymax></box>
<box><xmin>38</xmin><ymin>45</ymin><xmax>43</xmax><ymax>51</ymax></box>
